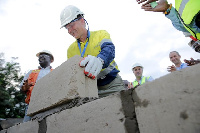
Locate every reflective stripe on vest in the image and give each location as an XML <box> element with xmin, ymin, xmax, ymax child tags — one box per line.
<box><xmin>175</xmin><ymin>0</ymin><xmax>200</xmax><ymax>40</ymax></box>
<box><xmin>97</xmin><ymin>38</ymin><xmax>119</xmax><ymax>79</ymax></box>
<box><xmin>133</xmin><ymin>76</ymin><xmax>150</xmax><ymax>87</ymax></box>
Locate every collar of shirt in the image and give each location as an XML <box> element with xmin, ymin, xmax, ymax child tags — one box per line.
<box><xmin>38</xmin><ymin>66</ymin><xmax>52</xmax><ymax>70</ymax></box>
<box><xmin>134</xmin><ymin>76</ymin><xmax>144</xmax><ymax>84</ymax></box>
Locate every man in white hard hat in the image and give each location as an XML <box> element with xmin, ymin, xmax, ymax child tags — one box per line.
<box><xmin>60</xmin><ymin>5</ymin><xmax>125</xmax><ymax>97</ymax></box>
<box><xmin>167</xmin><ymin>51</ymin><xmax>189</xmax><ymax>72</ymax></box>
<box><xmin>19</xmin><ymin>50</ymin><xmax>54</xmax><ymax>122</ymax></box>
<box><xmin>128</xmin><ymin>63</ymin><xmax>154</xmax><ymax>89</ymax></box>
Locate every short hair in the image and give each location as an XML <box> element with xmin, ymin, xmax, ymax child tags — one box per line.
<box><xmin>169</xmin><ymin>51</ymin><xmax>180</xmax><ymax>56</ymax></box>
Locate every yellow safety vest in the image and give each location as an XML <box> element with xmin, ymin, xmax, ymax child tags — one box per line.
<box><xmin>133</xmin><ymin>76</ymin><xmax>150</xmax><ymax>87</ymax></box>
<box><xmin>175</xmin><ymin>0</ymin><xmax>200</xmax><ymax>40</ymax></box>
<box><xmin>67</xmin><ymin>30</ymin><xmax>119</xmax><ymax>79</ymax></box>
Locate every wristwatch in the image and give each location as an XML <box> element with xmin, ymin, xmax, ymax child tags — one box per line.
<box><xmin>164</xmin><ymin>4</ymin><xmax>172</xmax><ymax>15</ymax></box>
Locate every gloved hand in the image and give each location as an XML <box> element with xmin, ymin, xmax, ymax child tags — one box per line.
<box><xmin>79</xmin><ymin>55</ymin><xmax>104</xmax><ymax>79</ymax></box>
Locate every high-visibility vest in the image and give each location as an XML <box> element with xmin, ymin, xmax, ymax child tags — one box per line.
<box><xmin>67</xmin><ymin>30</ymin><xmax>119</xmax><ymax>79</ymax></box>
<box><xmin>133</xmin><ymin>76</ymin><xmax>150</xmax><ymax>87</ymax></box>
<box><xmin>25</xmin><ymin>69</ymin><xmax>53</xmax><ymax>104</ymax></box>
<box><xmin>175</xmin><ymin>0</ymin><xmax>200</xmax><ymax>40</ymax></box>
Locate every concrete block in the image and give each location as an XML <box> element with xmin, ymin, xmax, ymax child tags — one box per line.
<box><xmin>0</xmin><ymin>129</ymin><xmax>6</xmax><ymax>133</ymax></box>
<box><xmin>133</xmin><ymin>64</ymin><xmax>200</xmax><ymax>133</ymax></box>
<box><xmin>27</xmin><ymin>55</ymin><xmax>98</xmax><ymax>116</ymax></box>
<box><xmin>0</xmin><ymin>118</ymin><xmax>23</xmax><ymax>130</ymax></box>
<box><xmin>6</xmin><ymin>121</ymin><xmax>39</xmax><ymax>133</ymax></box>
<box><xmin>46</xmin><ymin>90</ymin><xmax>139</xmax><ymax>133</ymax></box>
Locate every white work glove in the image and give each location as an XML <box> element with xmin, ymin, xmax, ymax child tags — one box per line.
<box><xmin>79</xmin><ymin>55</ymin><xmax>104</xmax><ymax>79</ymax></box>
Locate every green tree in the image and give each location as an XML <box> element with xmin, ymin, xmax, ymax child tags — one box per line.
<box><xmin>0</xmin><ymin>53</ymin><xmax>26</xmax><ymax>118</ymax></box>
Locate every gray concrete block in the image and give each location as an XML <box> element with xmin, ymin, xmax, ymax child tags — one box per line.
<box><xmin>46</xmin><ymin>91</ymin><xmax>139</xmax><ymax>133</ymax></box>
<box><xmin>133</xmin><ymin>64</ymin><xmax>200</xmax><ymax>133</ymax></box>
<box><xmin>0</xmin><ymin>129</ymin><xmax>6</xmax><ymax>133</ymax></box>
<box><xmin>0</xmin><ymin>118</ymin><xmax>23</xmax><ymax>130</ymax></box>
<box><xmin>27</xmin><ymin>55</ymin><xmax>98</xmax><ymax>116</ymax></box>
<box><xmin>6</xmin><ymin>121</ymin><xmax>39</xmax><ymax>133</ymax></box>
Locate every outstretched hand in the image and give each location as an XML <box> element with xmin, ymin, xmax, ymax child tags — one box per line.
<box><xmin>184</xmin><ymin>58</ymin><xmax>200</xmax><ymax>66</ymax></box>
<box><xmin>141</xmin><ymin>0</ymin><xmax>170</xmax><ymax>12</ymax></box>
<box><xmin>136</xmin><ymin>0</ymin><xmax>157</xmax><ymax>6</ymax></box>
<box><xmin>167</xmin><ymin>65</ymin><xmax>176</xmax><ymax>72</ymax></box>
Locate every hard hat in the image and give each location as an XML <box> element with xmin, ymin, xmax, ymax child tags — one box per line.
<box><xmin>36</xmin><ymin>50</ymin><xmax>54</xmax><ymax>62</ymax></box>
<box><xmin>132</xmin><ymin>63</ymin><xmax>143</xmax><ymax>69</ymax></box>
<box><xmin>60</xmin><ymin>5</ymin><xmax>84</xmax><ymax>29</ymax></box>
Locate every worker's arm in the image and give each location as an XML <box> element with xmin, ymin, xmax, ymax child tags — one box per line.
<box><xmin>97</xmin><ymin>40</ymin><xmax>115</xmax><ymax>68</ymax></box>
<box><xmin>165</xmin><ymin>7</ymin><xmax>188</xmax><ymax>33</ymax></box>
<box><xmin>140</xmin><ymin>0</ymin><xmax>189</xmax><ymax>33</ymax></box>
<box><xmin>19</xmin><ymin>70</ymin><xmax>32</xmax><ymax>92</ymax></box>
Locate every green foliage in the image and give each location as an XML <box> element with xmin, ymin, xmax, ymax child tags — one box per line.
<box><xmin>0</xmin><ymin>53</ymin><xmax>26</xmax><ymax>118</ymax></box>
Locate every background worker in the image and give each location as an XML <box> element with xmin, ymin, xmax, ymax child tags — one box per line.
<box><xmin>19</xmin><ymin>50</ymin><xmax>54</xmax><ymax>122</ymax></box>
<box><xmin>136</xmin><ymin>0</ymin><xmax>200</xmax><ymax>53</ymax></box>
<box><xmin>128</xmin><ymin>63</ymin><xmax>154</xmax><ymax>89</ymax></box>
<box><xmin>60</xmin><ymin>5</ymin><xmax>125</xmax><ymax>98</ymax></box>
<box><xmin>167</xmin><ymin>51</ymin><xmax>188</xmax><ymax>72</ymax></box>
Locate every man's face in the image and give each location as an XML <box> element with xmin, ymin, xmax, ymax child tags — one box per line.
<box><xmin>133</xmin><ymin>66</ymin><xmax>143</xmax><ymax>78</ymax></box>
<box><xmin>65</xmin><ymin>18</ymin><xmax>85</xmax><ymax>39</ymax></box>
<box><xmin>38</xmin><ymin>53</ymin><xmax>51</xmax><ymax>68</ymax></box>
<box><xmin>169</xmin><ymin>52</ymin><xmax>181</xmax><ymax>65</ymax></box>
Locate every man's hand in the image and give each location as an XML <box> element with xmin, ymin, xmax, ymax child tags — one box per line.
<box><xmin>141</xmin><ymin>0</ymin><xmax>170</xmax><ymax>12</ymax></box>
<box><xmin>136</xmin><ymin>0</ymin><xmax>157</xmax><ymax>6</ymax></box>
<box><xmin>167</xmin><ymin>65</ymin><xmax>176</xmax><ymax>72</ymax></box>
<box><xmin>21</xmin><ymin>80</ymin><xmax>34</xmax><ymax>92</ymax></box>
<box><xmin>127</xmin><ymin>82</ymin><xmax>134</xmax><ymax>89</ymax></box>
<box><xmin>79</xmin><ymin>55</ymin><xmax>103</xmax><ymax>79</ymax></box>
<box><xmin>184</xmin><ymin>58</ymin><xmax>200</xmax><ymax>66</ymax></box>
<box><xmin>127</xmin><ymin>82</ymin><xmax>140</xmax><ymax>90</ymax></box>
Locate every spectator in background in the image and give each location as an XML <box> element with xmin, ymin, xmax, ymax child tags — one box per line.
<box><xmin>128</xmin><ymin>63</ymin><xmax>154</xmax><ymax>89</ymax></box>
<box><xmin>167</xmin><ymin>51</ymin><xmax>188</xmax><ymax>72</ymax></box>
<box><xmin>20</xmin><ymin>50</ymin><xmax>54</xmax><ymax>122</ymax></box>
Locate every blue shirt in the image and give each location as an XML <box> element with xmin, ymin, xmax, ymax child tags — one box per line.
<box><xmin>176</xmin><ymin>63</ymin><xmax>188</xmax><ymax>71</ymax></box>
<box><xmin>165</xmin><ymin>7</ymin><xmax>200</xmax><ymax>34</ymax></box>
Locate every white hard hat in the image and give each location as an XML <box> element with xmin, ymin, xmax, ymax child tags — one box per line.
<box><xmin>132</xmin><ymin>63</ymin><xmax>143</xmax><ymax>69</ymax></box>
<box><xmin>36</xmin><ymin>50</ymin><xmax>54</xmax><ymax>62</ymax></box>
<box><xmin>60</xmin><ymin>5</ymin><xmax>84</xmax><ymax>29</ymax></box>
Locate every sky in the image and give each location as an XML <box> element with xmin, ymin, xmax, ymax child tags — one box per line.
<box><xmin>0</xmin><ymin>0</ymin><xmax>199</xmax><ymax>82</ymax></box>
